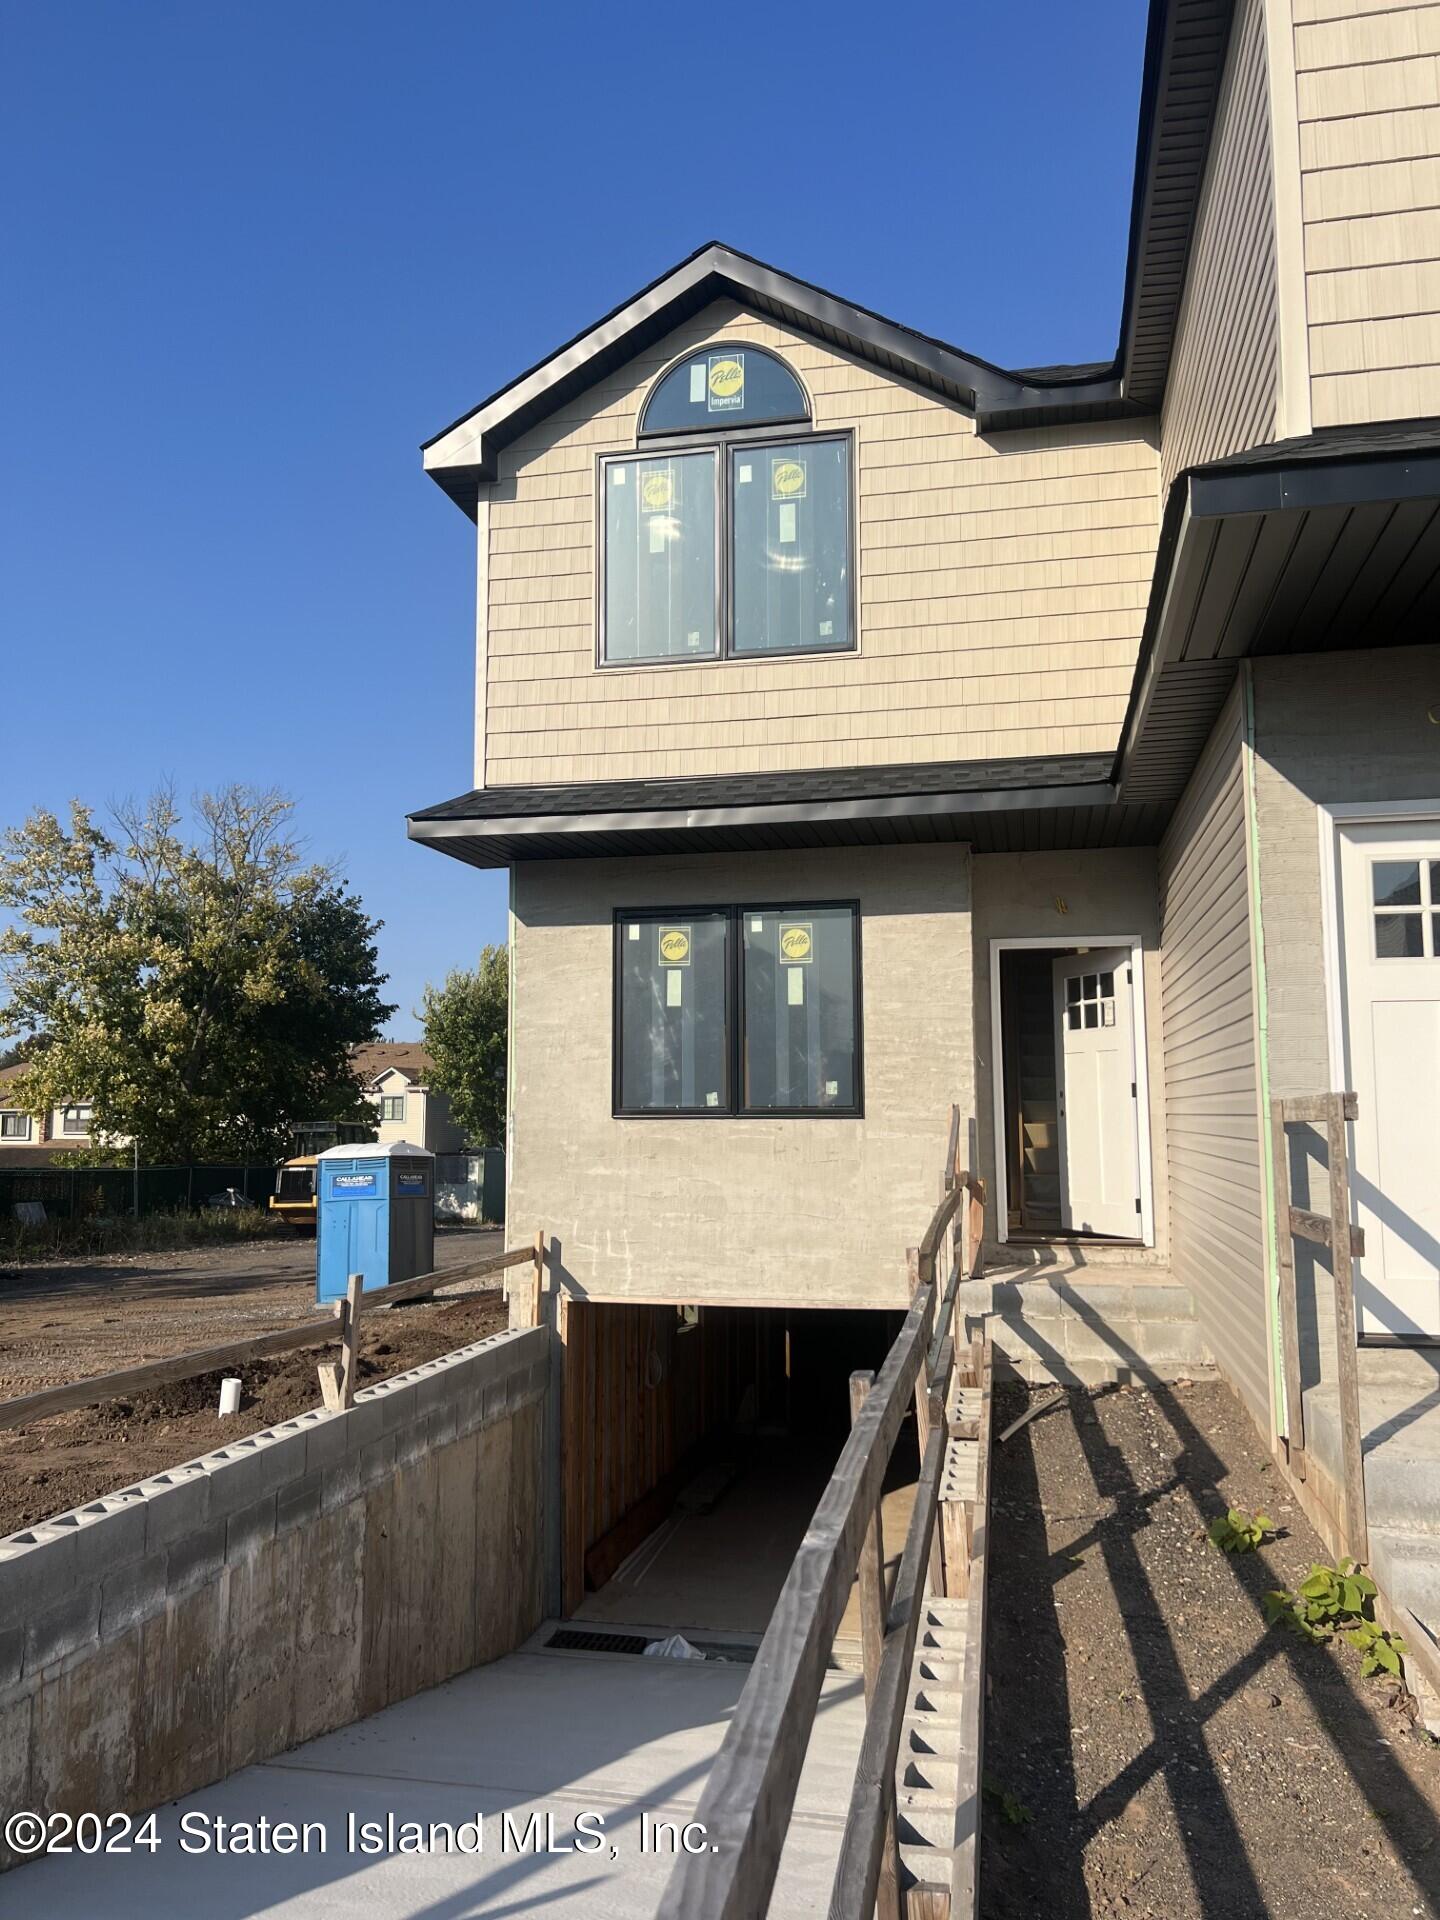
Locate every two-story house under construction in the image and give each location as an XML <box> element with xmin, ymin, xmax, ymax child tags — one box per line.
<box><xmin>410</xmin><ymin>0</ymin><xmax>1440</xmax><ymax>1653</ymax></box>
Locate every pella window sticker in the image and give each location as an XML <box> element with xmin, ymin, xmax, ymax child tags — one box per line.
<box><xmin>707</xmin><ymin>351</ymin><xmax>745</xmax><ymax>412</ymax></box>
<box><xmin>658</xmin><ymin>926</ymin><xmax>691</xmax><ymax>967</ymax></box>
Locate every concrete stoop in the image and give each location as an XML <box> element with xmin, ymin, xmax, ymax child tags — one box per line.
<box><xmin>1303</xmin><ymin>1359</ymin><xmax>1440</xmax><ymax>1700</ymax></box>
<box><xmin>956</xmin><ymin>1254</ymin><xmax>1212</xmax><ymax>1386</ymax></box>
<box><xmin>894</xmin><ymin>1597</ymin><xmax>968</xmax><ymax>1905</ymax></box>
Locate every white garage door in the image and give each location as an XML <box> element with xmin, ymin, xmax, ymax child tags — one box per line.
<box><xmin>1337</xmin><ymin>820</ymin><xmax>1440</xmax><ymax>1340</ymax></box>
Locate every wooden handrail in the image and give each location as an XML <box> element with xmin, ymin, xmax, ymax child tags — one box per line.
<box><xmin>0</xmin><ymin>1239</ymin><xmax>538</xmax><ymax>1431</ymax></box>
<box><xmin>654</xmin><ymin>1275</ymin><xmax>937</xmax><ymax>1920</ymax></box>
<box><xmin>1272</xmin><ymin>1093</ymin><xmax>1368</xmax><ymax>1561</ymax></box>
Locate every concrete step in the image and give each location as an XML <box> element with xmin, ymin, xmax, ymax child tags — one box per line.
<box><xmin>1371</xmin><ymin>1526</ymin><xmax>1440</xmax><ymax>1638</ymax></box>
<box><xmin>956</xmin><ymin>1268</ymin><xmax>1212</xmax><ymax>1387</ymax></box>
<box><xmin>1303</xmin><ymin>1381</ymin><xmax>1440</xmax><ymax>1535</ymax></box>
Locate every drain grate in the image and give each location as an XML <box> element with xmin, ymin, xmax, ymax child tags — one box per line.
<box><xmin>543</xmin><ymin>1626</ymin><xmax>757</xmax><ymax>1664</ymax></box>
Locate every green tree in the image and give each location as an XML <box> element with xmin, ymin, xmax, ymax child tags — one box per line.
<box><xmin>420</xmin><ymin>948</ymin><xmax>508</xmax><ymax>1146</ymax></box>
<box><xmin>0</xmin><ymin>785</ymin><xmax>395</xmax><ymax>1163</ymax></box>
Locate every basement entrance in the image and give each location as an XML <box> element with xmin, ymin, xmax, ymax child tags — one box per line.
<box><xmin>560</xmin><ymin>1301</ymin><xmax>913</xmax><ymax>1638</ymax></box>
<box><xmin>996</xmin><ymin>941</ymin><xmax>1151</xmax><ymax>1242</ymax></box>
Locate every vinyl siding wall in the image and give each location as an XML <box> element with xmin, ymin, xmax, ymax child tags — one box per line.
<box><xmin>1293</xmin><ymin>0</ymin><xmax>1440</xmax><ymax>425</ymax></box>
<box><xmin>1162</xmin><ymin>0</ymin><xmax>1281</xmax><ymax>486</ymax></box>
<box><xmin>1158</xmin><ymin>682</ymin><xmax>1270</xmax><ymax>1428</ymax></box>
<box><xmin>481</xmin><ymin>301</ymin><xmax>1160</xmax><ymax>787</ymax></box>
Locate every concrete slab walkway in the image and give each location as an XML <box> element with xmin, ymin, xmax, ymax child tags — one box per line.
<box><xmin>9</xmin><ymin>1639</ymin><xmax>865</xmax><ymax>1918</ymax></box>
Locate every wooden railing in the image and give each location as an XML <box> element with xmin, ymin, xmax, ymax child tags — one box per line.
<box><xmin>655</xmin><ymin>1114</ymin><xmax>990</xmax><ymax>1920</ymax></box>
<box><xmin>1271</xmin><ymin>1092</ymin><xmax>1368</xmax><ymax>1561</ymax></box>
<box><xmin>0</xmin><ymin>1239</ymin><xmax>540</xmax><ymax>1432</ymax></box>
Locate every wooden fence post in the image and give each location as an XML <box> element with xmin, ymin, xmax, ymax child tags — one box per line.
<box><xmin>849</xmin><ymin>1371</ymin><xmax>902</xmax><ymax>1920</ymax></box>
<box><xmin>1327</xmin><ymin>1096</ymin><xmax>1368</xmax><ymax>1563</ymax></box>
<box><xmin>318</xmin><ymin>1270</ymin><xmax>365</xmax><ymax>1411</ymax></box>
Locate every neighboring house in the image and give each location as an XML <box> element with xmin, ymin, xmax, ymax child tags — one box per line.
<box><xmin>0</xmin><ymin>1063</ymin><xmax>99</xmax><ymax>1169</ymax></box>
<box><xmin>351</xmin><ymin>1042</ymin><xmax>467</xmax><ymax>1153</ymax></box>
<box><xmin>409</xmin><ymin>0</ymin><xmax>1440</xmax><ymax>1640</ymax></box>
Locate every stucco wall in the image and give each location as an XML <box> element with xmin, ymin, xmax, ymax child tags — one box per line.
<box><xmin>0</xmin><ymin>1329</ymin><xmax>548</xmax><ymax>1869</ymax></box>
<box><xmin>480</xmin><ymin>299</ymin><xmax>1160</xmax><ymax>787</ymax></box>
<box><xmin>508</xmin><ymin>844</ymin><xmax>972</xmax><ymax>1309</ymax></box>
<box><xmin>1251</xmin><ymin>643</ymin><xmax>1440</xmax><ymax>1101</ymax></box>
<box><xmin>969</xmin><ymin>848</ymin><xmax>1167</xmax><ymax>1251</ymax></box>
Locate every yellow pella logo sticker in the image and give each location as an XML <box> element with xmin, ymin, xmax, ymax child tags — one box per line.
<box><xmin>779</xmin><ymin>922</ymin><xmax>813</xmax><ymax>963</ymax></box>
<box><xmin>771</xmin><ymin>459</ymin><xmax>806</xmax><ymax>500</ymax></box>
<box><xmin>640</xmin><ymin>469</ymin><xmax>673</xmax><ymax>513</ymax></box>
<box><xmin>708</xmin><ymin>358</ymin><xmax>744</xmax><ymax>398</ymax></box>
<box><xmin>659</xmin><ymin>927</ymin><xmax>691</xmax><ymax>966</ymax></box>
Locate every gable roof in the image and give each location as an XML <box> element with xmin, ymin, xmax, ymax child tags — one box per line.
<box><xmin>423</xmin><ymin>1</ymin><xmax>1239</xmax><ymax>516</ymax></box>
<box><xmin>352</xmin><ymin>1041</ymin><xmax>434</xmax><ymax>1089</ymax></box>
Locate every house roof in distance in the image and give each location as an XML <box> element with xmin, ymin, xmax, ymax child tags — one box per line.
<box><xmin>351</xmin><ymin>1042</ymin><xmax>434</xmax><ymax>1089</ymax></box>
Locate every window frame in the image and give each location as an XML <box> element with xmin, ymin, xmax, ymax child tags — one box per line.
<box><xmin>0</xmin><ymin>1110</ymin><xmax>32</xmax><ymax>1141</ymax></box>
<box><xmin>379</xmin><ymin>1093</ymin><xmax>406</xmax><ymax>1122</ymax></box>
<box><xmin>61</xmin><ymin>1104</ymin><xmax>92</xmax><ymax>1135</ymax></box>
<box><xmin>611</xmin><ymin>900</ymin><xmax>863</xmax><ymax>1120</ymax></box>
<box><xmin>637</xmin><ymin>341</ymin><xmax>814</xmax><ymax>441</ymax></box>
<box><xmin>595</xmin><ymin>424</ymin><xmax>857</xmax><ymax>670</ymax></box>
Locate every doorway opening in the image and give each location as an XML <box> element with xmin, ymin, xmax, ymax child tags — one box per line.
<box><xmin>559</xmin><ymin>1301</ymin><xmax>913</xmax><ymax>1642</ymax></box>
<box><xmin>991</xmin><ymin>936</ymin><xmax>1154</xmax><ymax>1246</ymax></box>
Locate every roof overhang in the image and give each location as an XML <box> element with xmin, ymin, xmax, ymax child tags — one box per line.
<box><xmin>407</xmin><ymin>754</ymin><xmax>1170</xmax><ymax>867</ymax></box>
<box><xmin>1117</xmin><ymin>422</ymin><xmax>1440</xmax><ymax>803</ymax></box>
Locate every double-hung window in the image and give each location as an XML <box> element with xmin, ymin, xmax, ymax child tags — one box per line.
<box><xmin>380</xmin><ymin>1094</ymin><xmax>406</xmax><ymax>1122</ymax></box>
<box><xmin>62</xmin><ymin>1104</ymin><xmax>92</xmax><ymax>1135</ymax></box>
<box><xmin>600</xmin><ymin>345</ymin><xmax>853</xmax><ymax>665</ymax></box>
<box><xmin>0</xmin><ymin>1111</ymin><xmax>30</xmax><ymax>1141</ymax></box>
<box><xmin>614</xmin><ymin>904</ymin><xmax>861</xmax><ymax>1117</ymax></box>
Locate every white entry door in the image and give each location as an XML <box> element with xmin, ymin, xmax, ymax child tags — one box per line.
<box><xmin>1051</xmin><ymin>949</ymin><xmax>1143</xmax><ymax>1238</ymax></box>
<box><xmin>1336</xmin><ymin>821</ymin><xmax>1440</xmax><ymax>1339</ymax></box>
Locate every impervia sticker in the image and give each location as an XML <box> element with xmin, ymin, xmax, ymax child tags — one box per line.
<box><xmin>707</xmin><ymin>352</ymin><xmax>745</xmax><ymax>412</ymax></box>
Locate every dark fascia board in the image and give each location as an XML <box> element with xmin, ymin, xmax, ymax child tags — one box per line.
<box><xmin>1112</xmin><ymin>429</ymin><xmax>1440</xmax><ymax>789</ymax></box>
<box><xmin>421</xmin><ymin>5</ymin><xmax>1238</xmax><ymax>500</ymax></box>
<box><xmin>422</xmin><ymin>242</ymin><xmax>1130</xmax><ymax>516</ymax></box>
<box><xmin>407</xmin><ymin>770</ymin><xmax>1118</xmax><ymax>850</ymax></box>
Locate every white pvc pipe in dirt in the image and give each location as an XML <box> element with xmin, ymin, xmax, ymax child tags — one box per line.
<box><xmin>218</xmin><ymin>1377</ymin><xmax>242</xmax><ymax>1419</ymax></box>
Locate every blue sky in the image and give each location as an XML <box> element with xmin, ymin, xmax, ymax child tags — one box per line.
<box><xmin>1</xmin><ymin>0</ymin><xmax>1148</xmax><ymax>1037</ymax></box>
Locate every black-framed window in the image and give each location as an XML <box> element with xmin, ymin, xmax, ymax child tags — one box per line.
<box><xmin>603</xmin><ymin>449</ymin><xmax>718</xmax><ymax>663</ymax></box>
<box><xmin>614</xmin><ymin>903</ymin><xmax>861</xmax><ymax>1117</ymax></box>
<box><xmin>380</xmin><ymin>1094</ymin><xmax>406</xmax><ymax>1121</ymax></box>
<box><xmin>600</xmin><ymin>344</ymin><xmax>853</xmax><ymax>666</ymax></box>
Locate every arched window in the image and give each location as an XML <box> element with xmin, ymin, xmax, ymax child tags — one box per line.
<box><xmin>639</xmin><ymin>343</ymin><xmax>810</xmax><ymax>436</ymax></box>
<box><xmin>602</xmin><ymin>342</ymin><xmax>851</xmax><ymax>667</ymax></box>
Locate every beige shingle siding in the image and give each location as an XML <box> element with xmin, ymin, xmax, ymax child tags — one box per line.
<box><xmin>1161</xmin><ymin>0</ymin><xmax>1280</xmax><ymax>487</ymax></box>
<box><xmin>1159</xmin><ymin>682</ymin><xmax>1270</xmax><ymax>1430</ymax></box>
<box><xmin>481</xmin><ymin>301</ymin><xmax>1160</xmax><ymax>787</ymax></box>
<box><xmin>1295</xmin><ymin>0</ymin><xmax>1440</xmax><ymax>424</ymax></box>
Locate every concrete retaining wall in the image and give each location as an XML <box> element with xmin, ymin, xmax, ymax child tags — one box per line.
<box><xmin>0</xmin><ymin>1326</ymin><xmax>549</xmax><ymax>1867</ymax></box>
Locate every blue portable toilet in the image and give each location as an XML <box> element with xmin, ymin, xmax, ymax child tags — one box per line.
<box><xmin>316</xmin><ymin>1140</ymin><xmax>434</xmax><ymax>1305</ymax></box>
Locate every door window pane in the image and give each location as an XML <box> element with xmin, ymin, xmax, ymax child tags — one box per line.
<box><xmin>1375</xmin><ymin>912</ymin><xmax>1424</xmax><ymax>958</ymax></box>
<box><xmin>617</xmin><ymin>912</ymin><xmax>729</xmax><ymax>1111</ymax></box>
<box><xmin>730</xmin><ymin>439</ymin><xmax>850</xmax><ymax>656</ymax></box>
<box><xmin>1373</xmin><ymin>860</ymin><xmax>1421</xmax><ymax>907</ymax></box>
<box><xmin>604</xmin><ymin>452</ymin><xmax>716</xmax><ymax>662</ymax></box>
<box><xmin>741</xmin><ymin>906</ymin><xmax>858</xmax><ymax>1112</ymax></box>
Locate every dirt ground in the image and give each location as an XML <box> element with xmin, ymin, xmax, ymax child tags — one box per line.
<box><xmin>981</xmin><ymin>1379</ymin><xmax>1440</xmax><ymax>1920</ymax></box>
<box><xmin>0</xmin><ymin>1228</ymin><xmax>507</xmax><ymax>1536</ymax></box>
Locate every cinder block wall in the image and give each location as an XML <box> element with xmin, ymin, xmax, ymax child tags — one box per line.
<box><xmin>0</xmin><ymin>1327</ymin><xmax>549</xmax><ymax>1868</ymax></box>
